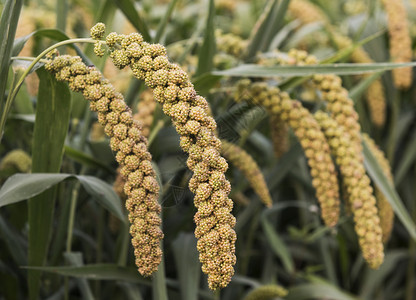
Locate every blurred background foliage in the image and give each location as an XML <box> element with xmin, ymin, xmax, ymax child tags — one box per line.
<box><xmin>0</xmin><ymin>0</ymin><xmax>416</xmax><ymax>299</ymax></box>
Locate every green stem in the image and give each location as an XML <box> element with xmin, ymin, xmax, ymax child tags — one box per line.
<box><xmin>66</xmin><ymin>182</ymin><xmax>80</xmax><ymax>252</ymax></box>
<box><xmin>0</xmin><ymin>38</ymin><xmax>95</xmax><ymax>143</ymax></box>
<box><xmin>10</xmin><ymin>38</ymin><xmax>95</xmax><ymax>103</ymax></box>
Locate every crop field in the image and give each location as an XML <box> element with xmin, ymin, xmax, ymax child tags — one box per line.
<box><xmin>0</xmin><ymin>0</ymin><xmax>416</xmax><ymax>299</ymax></box>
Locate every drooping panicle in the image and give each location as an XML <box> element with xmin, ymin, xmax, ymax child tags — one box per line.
<box><xmin>45</xmin><ymin>52</ymin><xmax>163</xmax><ymax>277</ymax></box>
<box><xmin>381</xmin><ymin>0</ymin><xmax>413</xmax><ymax>89</ymax></box>
<box><xmin>234</xmin><ymin>80</ymin><xmax>340</xmax><ymax>227</ymax></box>
<box><xmin>90</xmin><ymin>23</ymin><xmax>236</xmax><ymax>290</ymax></box>
<box><xmin>315</xmin><ymin>111</ymin><xmax>384</xmax><ymax>268</ymax></box>
<box><xmin>362</xmin><ymin>134</ymin><xmax>394</xmax><ymax>243</ymax></box>
<box><xmin>221</xmin><ymin>140</ymin><xmax>272</xmax><ymax>207</ymax></box>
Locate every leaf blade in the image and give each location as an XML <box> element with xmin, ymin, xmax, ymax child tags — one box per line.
<box><xmin>213</xmin><ymin>62</ymin><xmax>416</xmax><ymax>77</ymax></box>
<box><xmin>363</xmin><ymin>139</ymin><xmax>416</xmax><ymax>240</ymax></box>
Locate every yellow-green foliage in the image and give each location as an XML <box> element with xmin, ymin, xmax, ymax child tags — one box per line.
<box><xmin>235</xmin><ymin>79</ymin><xmax>340</xmax><ymax>227</ymax></box>
<box><xmin>315</xmin><ymin>111</ymin><xmax>384</xmax><ymax>268</ymax></box>
<box><xmin>91</xmin><ymin>23</ymin><xmax>236</xmax><ymax>290</ymax></box>
<box><xmin>45</xmin><ymin>54</ymin><xmax>164</xmax><ymax>277</ymax></box>
<box><xmin>221</xmin><ymin>140</ymin><xmax>272</xmax><ymax>207</ymax></box>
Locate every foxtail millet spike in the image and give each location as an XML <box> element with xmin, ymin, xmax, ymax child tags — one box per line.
<box><xmin>362</xmin><ymin>134</ymin><xmax>394</xmax><ymax>243</ymax></box>
<box><xmin>288</xmin><ymin>1</ymin><xmax>387</xmax><ymax>127</ymax></box>
<box><xmin>315</xmin><ymin>111</ymin><xmax>384</xmax><ymax>268</ymax></box>
<box><xmin>269</xmin><ymin>114</ymin><xmax>289</xmax><ymax>158</ymax></box>
<box><xmin>243</xmin><ymin>284</ymin><xmax>288</xmax><ymax>300</ymax></box>
<box><xmin>45</xmin><ymin>53</ymin><xmax>163</xmax><ymax>277</ymax></box>
<box><xmin>234</xmin><ymin>80</ymin><xmax>340</xmax><ymax>227</ymax></box>
<box><xmin>381</xmin><ymin>0</ymin><xmax>413</xmax><ymax>89</ymax></box>
<box><xmin>91</xmin><ymin>23</ymin><xmax>236</xmax><ymax>290</ymax></box>
<box><xmin>221</xmin><ymin>140</ymin><xmax>272</xmax><ymax>207</ymax></box>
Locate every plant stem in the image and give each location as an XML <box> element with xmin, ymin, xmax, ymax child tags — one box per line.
<box><xmin>0</xmin><ymin>38</ymin><xmax>96</xmax><ymax>144</ymax></box>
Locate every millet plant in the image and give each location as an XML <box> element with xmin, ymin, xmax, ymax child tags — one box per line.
<box><xmin>1</xmin><ymin>0</ymin><xmax>416</xmax><ymax>300</ymax></box>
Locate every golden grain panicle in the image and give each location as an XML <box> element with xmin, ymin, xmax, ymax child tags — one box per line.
<box><xmin>221</xmin><ymin>140</ymin><xmax>272</xmax><ymax>207</ymax></box>
<box><xmin>45</xmin><ymin>53</ymin><xmax>163</xmax><ymax>277</ymax></box>
<box><xmin>362</xmin><ymin>134</ymin><xmax>394</xmax><ymax>243</ymax></box>
<box><xmin>0</xmin><ymin>149</ymin><xmax>32</xmax><ymax>173</ymax></box>
<box><xmin>382</xmin><ymin>0</ymin><xmax>413</xmax><ymax>89</ymax></box>
<box><xmin>234</xmin><ymin>80</ymin><xmax>340</xmax><ymax>227</ymax></box>
<box><xmin>287</xmin><ymin>49</ymin><xmax>363</xmax><ymax>157</ymax></box>
<box><xmin>315</xmin><ymin>111</ymin><xmax>384</xmax><ymax>268</ymax></box>
<box><xmin>269</xmin><ymin>114</ymin><xmax>289</xmax><ymax>158</ymax></box>
<box><xmin>243</xmin><ymin>284</ymin><xmax>288</xmax><ymax>300</ymax></box>
<box><xmin>331</xmin><ymin>34</ymin><xmax>386</xmax><ymax>127</ymax></box>
<box><xmin>90</xmin><ymin>23</ymin><xmax>236</xmax><ymax>290</ymax></box>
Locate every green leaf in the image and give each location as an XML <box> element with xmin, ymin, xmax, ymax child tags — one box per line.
<box><xmin>261</xmin><ymin>207</ymin><xmax>295</xmax><ymax>274</ymax></box>
<box><xmin>77</xmin><ymin>175</ymin><xmax>125</xmax><ymax>221</ymax></box>
<box><xmin>213</xmin><ymin>62</ymin><xmax>416</xmax><ymax>77</ymax></box>
<box><xmin>113</xmin><ymin>0</ymin><xmax>151</xmax><ymax>42</ymax></box>
<box><xmin>0</xmin><ymin>0</ymin><xmax>23</xmax><ymax>141</ymax></box>
<box><xmin>360</xmin><ymin>250</ymin><xmax>407</xmax><ymax>298</ymax></box>
<box><xmin>195</xmin><ymin>0</ymin><xmax>216</xmax><ymax>77</ymax></box>
<box><xmin>0</xmin><ymin>215</ymin><xmax>27</xmax><ymax>266</ymax></box>
<box><xmin>64</xmin><ymin>145</ymin><xmax>114</xmax><ymax>174</ymax></box>
<box><xmin>0</xmin><ymin>173</ymin><xmax>125</xmax><ymax>221</ymax></box>
<box><xmin>267</xmin><ymin>142</ymin><xmax>304</xmax><ymax>190</ymax></box>
<box><xmin>394</xmin><ymin>129</ymin><xmax>416</xmax><ymax>185</ymax></box>
<box><xmin>12</xmin><ymin>29</ymin><xmax>93</xmax><ymax>65</ymax></box>
<box><xmin>28</xmin><ymin>68</ymin><xmax>71</xmax><ymax>300</ymax></box>
<box><xmin>153</xmin><ymin>0</ymin><xmax>180</xmax><ymax>43</ymax></box>
<box><xmin>349</xmin><ymin>72</ymin><xmax>383</xmax><ymax>102</ymax></box>
<box><xmin>64</xmin><ymin>252</ymin><xmax>94</xmax><ymax>300</ymax></box>
<box><xmin>363</xmin><ymin>139</ymin><xmax>416</xmax><ymax>240</ymax></box>
<box><xmin>24</xmin><ymin>264</ymin><xmax>150</xmax><ymax>285</ymax></box>
<box><xmin>286</xmin><ymin>282</ymin><xmax>359</xmax><ymax>300</ymax></box>
<box><xmin>172</xmin><ymin>233</ymin><xmax>201</xmax><ymax>300</ymax></box>
<box><xmin>192</xmin><ymin>73</ymin><xmax>221</xmax><ymax>96</ymax></box>
<box><xmin>246</xmin><ymin>0</ymin><xmax>284</xmax><ymax>59</ymax></box>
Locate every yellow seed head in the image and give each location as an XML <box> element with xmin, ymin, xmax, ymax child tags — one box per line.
<box><xmin>221</xmin><ymin>140</ymin><xmax>272</xmax><ymax>207</ymax></box>
<box><xmin>362</xmin><ymin>134</ymin><xmax>394</xmax><ymax>243</ymax></box>
<box><xmin>315</xmin><ymin>111</ymin><xmax>384</xmax><ymax>268</ymax></box>
<box><xmin>244</xmin><ymin>284</ymin><xmax>288</xmax><ymax>300</ymax></box>
<box><xmin>93</xmin><ymin>25</ymin><xmax>237</xmax><ymax>290</ymax></box>
<box><xmin>382</xmin><ymin>0</ymin><xmax>413</xmax><ymax>89</ymax></box>
<box><xmin>0</xmin><ymin>149</ymin><xmax>32</xmax><ymax>173</ymax></box>
<box><xmin>45</xmin><ymin>54</ymin><xmax>163</xmax><ymax>276</ymax></box>
<box><xmin>235</xmin><ymin>80</ymin><xmax>340</xmax><ymax>227</ymax></box>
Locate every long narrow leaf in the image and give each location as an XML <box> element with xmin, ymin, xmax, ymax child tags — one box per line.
<box><xmin>172</xmin><ymin>233</ymin><xmax>201</xmax><ymax>300</ymax></box>
<box><xmin>0</xmin><ymin>0</ymin><xmax>23</xmax><ymax>141</ymax></box>
<box><xmin>153</xmin><ymin>0</ymin><xmax>180</xmax><ymax>43</ymax></box>
<box><xmin>363</xmin><ymin>140</ymin><xmax>416</xmax><ymax>240</ymax></box>
<box><xmin>28</xmin><ymin>68</ymin><xmax>71</xmax><ymax>300</ymax></box>
<box><xmin>64</xmin><ymin>253</ymin><xmax>94</xmax><ymax>300</ymax></box>
<box><xmin>245</xmin><ymin>0</ymin><xmax>279</xmax><ymax>60</ymax></box>
<box><xmin>195</xmin><ymin>0</ymin><xmax>216</xmax><ymax>76</ymax></box>
<box><xmin>24</xmin><ymin>264</ymin><xmax>151</xmax><ymax>285</ymax></box>
<box><xmin>286</xmin><ymin>283</ymin><xmax>359</xmax><ymax>300</ymax></box>
<box><xmin>213</xmin><ymin>62</ymin><xmax>416</xmax><ymax>77</ymax></box>
<box><xmin>0</xmin><ymin>173</ymin><xmax>125</xmax><ymax>221</ymax></box>
<box><xmin>113</xmin><ymin>0</ymin><xmax>151</xmax><ymax>41</ymax></box>
<box><xmin>261</xmin><ymin>207</ymin><xmax>295</xmax><ymax>274</ymax></box>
